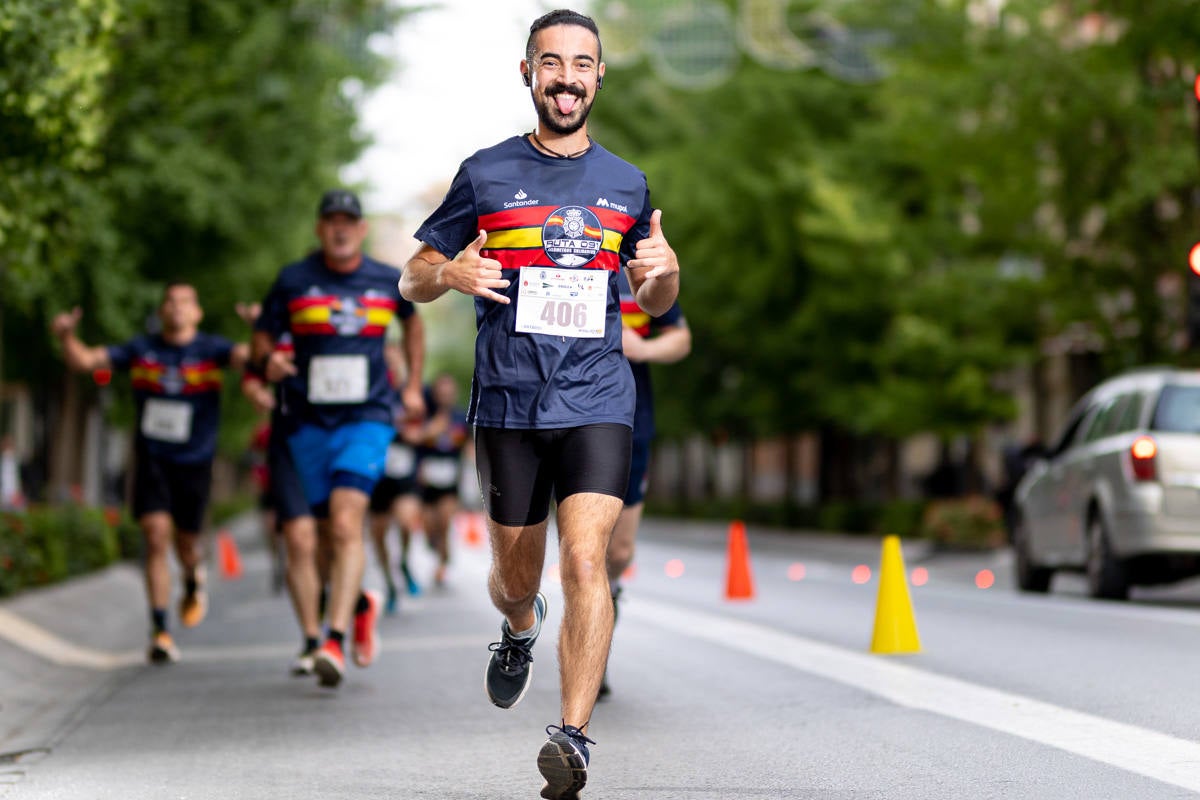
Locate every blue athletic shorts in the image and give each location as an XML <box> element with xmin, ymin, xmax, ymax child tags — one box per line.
<box><xmin>287</xmin><ymin>421</ymin><xmax>394</xmax><ymax>508</ymax></box>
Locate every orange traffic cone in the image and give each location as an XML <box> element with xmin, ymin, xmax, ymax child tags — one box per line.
<box><xmin>217</xmin><ymin>529</ymin><xmax>243</xmax><ymax>580</ymax></box>
<box><xmin>724</xmin><ymin>520</ymin><xmax>756</xmax><ymax>601</ymax></box>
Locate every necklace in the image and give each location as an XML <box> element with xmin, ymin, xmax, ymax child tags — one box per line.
<box><xmin>529</xmin><ymin>132</ymin><xmax>592</xmax><ymax>159</ymax></box>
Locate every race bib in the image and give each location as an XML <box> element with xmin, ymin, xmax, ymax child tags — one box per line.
<box><xmin>514</xmin><ymin>266</ymin><xmax>606</xmax><ymax>338</ymax></box>
<box><xmin>384</xmin><ymin>443</ymin><xmax>416</xmax><ymax>479</ymax></box>
<box><xmin>308</xmin><ymin>355</ymin><xmax>368</xmax><ymax>404</ymax></box>
<box><xmin>141</xmin><ymin>399</ymin><xmax>193</xmax><ymax>443</ymax></box>
<box><xmin>420</xmin><ymin>456</ymin><xmax>459</xmax><ymax>489</ymax></box>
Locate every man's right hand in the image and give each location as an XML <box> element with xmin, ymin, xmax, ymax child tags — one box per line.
<box><xmin>442</xmin><ymin>230</ymin><xmax>510</xmax><ymax>304</ymax></box>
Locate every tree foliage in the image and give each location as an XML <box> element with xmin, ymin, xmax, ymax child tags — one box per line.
<box><xmin>589</xmin><ymin>0</ymin><xmax>1198</xmax><ymax>443</ymax></box>
<box><xmin>2</xmin><ymin>0</ymin><xmax>403</xmax><ymax>459</ymax></box>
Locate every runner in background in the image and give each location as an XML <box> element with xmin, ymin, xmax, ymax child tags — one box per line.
<box><xmin>600</xmin><ymin>270</ymin><xmax>690</xmax><ymax>699</ymax></box>
<box><xmin>368</xmin><ymin>346</ymin><xmax>426</xmax><ymax>612</ymax></box>
<box><xmin>253</xmin><ymin>189</ymin><xmax>425</xmax><ymax>688</ymax></box>
<box><xmin>415</xmin><ymin>372</ymin><xmax>472</xmax><ymax>588</ymax></box>
<box><xmin>52</xmin><ymin>283</ymin><xmax>249</xmax><ymax>663</ymax></box>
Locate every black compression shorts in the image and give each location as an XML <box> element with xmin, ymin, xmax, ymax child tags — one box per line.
<box><xmin>132</xmin><ymin>449</ymin><xmax>212</xmax><ymax>533</ymax></box>
<box><xmin>474</xmin><ymin>423</ymin><xmax>632</xmax><ymax>527</ymax></box>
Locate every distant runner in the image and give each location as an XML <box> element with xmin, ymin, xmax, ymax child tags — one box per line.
<box><xmin>52</xmin><ymin>283</ymin><xmax>249</xmax><ymax>663</ymax></box>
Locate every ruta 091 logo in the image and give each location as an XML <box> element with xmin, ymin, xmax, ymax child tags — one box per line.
<box><xmin>542</xmin><ymin>206</ymin><xmax>604</xmax><ymax>267</ymax></box>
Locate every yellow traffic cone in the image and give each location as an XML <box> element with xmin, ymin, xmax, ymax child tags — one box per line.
<box><xmin>869</xmin><ymin>535</ymin><xmax>921</xmax><ymax>654</ymax></box>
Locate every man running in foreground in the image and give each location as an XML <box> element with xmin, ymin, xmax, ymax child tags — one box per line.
<box><xmin>400</xmin><ymin>10</ymin><xmax>681</xmax><ymax>797</ymax></box>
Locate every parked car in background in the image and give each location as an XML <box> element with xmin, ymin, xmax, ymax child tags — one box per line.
<box><xmin>1013</xmin><ymin>367</ymin><xmax>1200</xmax><ymax>599</ymax></box>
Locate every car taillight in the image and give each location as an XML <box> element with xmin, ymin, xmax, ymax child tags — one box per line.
<box><xmin>1129</xmin><ymin>435</ymin><xmax>1158</xmax><ymax>481</ymax></box>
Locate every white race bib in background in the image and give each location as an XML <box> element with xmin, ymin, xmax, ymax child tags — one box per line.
<box><xmin>308</xmin><ymin>355</ymin><xmax>368</xmax><ymax>404</ymax></box>
<box><xmin>141</xmin><ymin>399</ymin><xmax>193</xmax><ymax>443</ymax></box>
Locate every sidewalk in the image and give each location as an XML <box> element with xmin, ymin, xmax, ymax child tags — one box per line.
<box><xmin>0</xmin><ymin>513</ymin><xmax>263</xmax><ymax>767</ymax></box>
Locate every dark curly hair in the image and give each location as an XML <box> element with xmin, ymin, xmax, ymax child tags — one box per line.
<box><xmin>526</xmin><ymin>9</ymin><xmax>601</xmax><ymax>66</ymax></box>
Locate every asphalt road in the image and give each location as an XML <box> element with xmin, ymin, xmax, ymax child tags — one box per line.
<box><xmin>3</xmin><ymin>515</ymin><xmax>1200</xmax><ymax>799</ymax></box>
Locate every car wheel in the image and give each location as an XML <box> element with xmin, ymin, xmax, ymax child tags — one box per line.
<box><xmin>1013</xmin><ymin>514</ymin><xmax>1052</xmax><ymax>593</ymax></box>
<box><xmin>1085</xmin><ymin>513</ymin><xmax>1129</xmax><ymax>600</ymax></box>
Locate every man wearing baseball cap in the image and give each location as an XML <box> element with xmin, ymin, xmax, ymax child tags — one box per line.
<box><xmin>250</xmin><ymin>189</ymin><xmax>426</xmax><ymax>688</ymax></box>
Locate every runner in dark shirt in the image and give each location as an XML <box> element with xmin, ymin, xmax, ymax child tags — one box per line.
<box><xmin>400</xmin><ymin>11</ymin><xmax>681</xmax><ymax>798</ymax></box>
<box><xmin>52</xmin><ymin>282</ymin><xmax>249</xmax><ymax>663</ymax></box>
<box><xmin>253</xmin><ymin>189</ymin><xmax>425</xmax><ymax>688</ymax></box>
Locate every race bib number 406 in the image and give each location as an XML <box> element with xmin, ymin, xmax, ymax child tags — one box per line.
<box><xmin>514</xmin><ymin>266</ymin><xmax>606</xmax><ymax>338</ymax></box>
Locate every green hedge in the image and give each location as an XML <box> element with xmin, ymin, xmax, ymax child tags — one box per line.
<box><xmin>0</xmin><ymin>505</ymin><xmax>140</xmax><ymax>597</ymax></box>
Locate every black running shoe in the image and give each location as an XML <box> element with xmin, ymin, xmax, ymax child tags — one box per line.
<box><xmin>485</xmin><ymin>592</ymin><xmax>546</xmax><ymax>709</ymax></box>
<box><xmin>538</xmin><ymin>722</ymin><xmax>593</xmax><ymax>800</ymax></box>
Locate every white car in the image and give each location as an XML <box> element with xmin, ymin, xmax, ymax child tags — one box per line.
<box><xmin>1013</xmin><ymin>367</ymin><xmax>1200</xmax><ymax>599</ymax></box>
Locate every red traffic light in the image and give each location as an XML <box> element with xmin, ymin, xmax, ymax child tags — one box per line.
<box><xmin>1190</xmin><ymin>243</ymin><xmax>1200</xmax><ymax>277</ymax></box>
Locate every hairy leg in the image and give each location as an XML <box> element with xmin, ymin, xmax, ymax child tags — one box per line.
<box><xmin>487</xmin><ymin>516</ymin><xmax>548</xmax><ymax>633</ymax></box>
<box><xmin>556</xmin><ymin>492</ymin><xmax>622</xmax><ymax>732</ymax></box>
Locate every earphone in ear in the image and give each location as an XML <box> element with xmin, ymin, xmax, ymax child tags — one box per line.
<box><xmin>522</xmin><ymin>72</ymin><xmax>531</xmax><ymax>87</ymax></box>
<box><xmin>597</xmin><ymin>74</ymin><xmax>603</xmax><ymax>90</ymax></box>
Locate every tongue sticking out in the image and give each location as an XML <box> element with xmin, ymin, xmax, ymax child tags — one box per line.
<box><xmin>554</xmin><ymin>94</ymin><xmax>579</xmax><ymax>115</ymax></box>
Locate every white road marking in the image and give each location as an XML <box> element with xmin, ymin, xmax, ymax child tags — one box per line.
<box><xmin>0</xmin><ymin>603</ymin><xmax>485</xmax><ymax>670</ymax></box>
<box><xmin>0</xmin><ymin>609</ymin><xmax>142</xmax><ymax>671</ymax></box>
<box><xmin>630</xmin><ymin>597</ymin><xmax>1200</xmax><ymax>794</ymax></box>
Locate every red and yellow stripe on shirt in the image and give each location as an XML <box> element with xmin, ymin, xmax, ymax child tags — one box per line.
<box><xmin>620</xmin><ymin>299</ymin><xmax>651</xmax><ymax>337</ymax></box>
<box><xmin>287</xmin><ymin>295</ymin><xmax>396</xmax><ymax>336</ymax></box>
<box><xmin>477</xmin><ymin>206</ymin><xmax>636</xmax><ymax>272</ymax></box>
<box><xmin>130</xmin><ymin>359</ymin><xmax>223</xmax><ymax>394</ymax></box>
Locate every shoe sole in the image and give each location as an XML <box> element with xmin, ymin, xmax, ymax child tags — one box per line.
<box><xmin>537</xmin><ymin>736</ymin><xmax>587</xmax><ymax>800</ymax></box>
<box><xmin>313</xmin><ymin>653</ymin><xmax>343</xmax><ymax>687</ymax></box>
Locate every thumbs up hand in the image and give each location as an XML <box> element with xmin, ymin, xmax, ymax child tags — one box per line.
<box><xmin>443</xmin><ymin>229</ymin><xmax>510</xmax><ymax>304</ymax></box>
<box><xmin>628</xmin><ymin>209</ymin><xmax>679</xmax><ymax>282</ymax></box>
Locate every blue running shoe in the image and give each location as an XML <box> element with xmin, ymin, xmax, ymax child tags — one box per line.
<box><xmin>538</xmin><ymin>722</ymin><xmax>593</xmax><ymax>800</ymax></box>
<box><xmin>400</xmin><ymin>561</ymin><xmax>422</xmax><ymax>597</ymax></box>
<box><xmin>385</xmin><ymin>584</ymin><xmax>398</xmax><ymax>615</ymax></box>
<box><xmin>485</xmin><ymin>592</ymin><xmax>546</xmax><ymax>709</ymax></box>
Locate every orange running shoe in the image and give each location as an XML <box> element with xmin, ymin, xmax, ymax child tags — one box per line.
<box><xmin>147</xmin><ymin>631</ymin><xmax>179</xmax><ymax>664</ymax></box>
<box><xmin>313</xmin><ymin>639</ymin><xmax>345</xmax><ymax>688</ymax></box>
<box><xmin>352</xmin><ymin>590</ymin><xmax>381</xmax><ymax>668</ymax></box>
<box><xmin>178</xmin><ymin>571</ymin><xmax>208</xmax><ymax>628</ymax></box>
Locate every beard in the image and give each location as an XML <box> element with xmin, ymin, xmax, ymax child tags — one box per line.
<box><xmin>533</xmin><ymin>82</ymin><xmax>593</xmax><ymax>135</ymax></box>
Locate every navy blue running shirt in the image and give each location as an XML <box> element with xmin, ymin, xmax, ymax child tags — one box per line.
<box><xmin>414</xmin><ymin>136</ymin><xmax>654</xmax><ymax>430</ymax></box>
<box><xmin>256</xmin><ymin>252</ymin><xmax>415</xmax><ymax>429</ymax></box>
<box><xmin>107</xmin><ymin>333</ymin><xmax>235</xmax><ymax>463</ymax></box>
<box><xmin>617</xmin><ymin>270</ymin><xmax>684</xmax><ymax>441</ymax></box>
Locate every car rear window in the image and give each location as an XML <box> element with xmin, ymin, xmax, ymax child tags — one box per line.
<box><xmin>1151</xmin><ymin>385</ymin><xmax>1200</xmax><ymax>433</ymax></box>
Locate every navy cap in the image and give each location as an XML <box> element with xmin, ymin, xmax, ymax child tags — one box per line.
<box><xmin>317</xmin><ymin>189</ymin><xmax>363</xmax><ymax>219</ymax></box>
